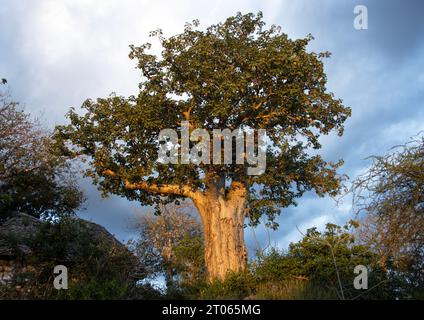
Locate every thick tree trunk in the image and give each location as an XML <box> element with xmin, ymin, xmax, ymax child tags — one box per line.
<box><xmin>193</xmin><ymin>183</ymin><xmax>248</xmax><ymax>281</ymax></box>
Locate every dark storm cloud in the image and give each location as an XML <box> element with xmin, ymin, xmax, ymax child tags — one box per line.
<box><xmin>364</xmin><ymin>0</ymin><xmax>424</xmax><ymax>61</ymax></box>
<box><xmin>77</xmin><ymin>178</ymin><xmax>144</xmax><ymax>243</ymax></box>
<box><xmin>1</xmin><ymin>0</ymin><xmax>423</xmax><ymax>248</ymax></box>
<box><xmin>244</xmin><ymin>0</ymin><xmax>424</xmax><ymax>249</ymax></box>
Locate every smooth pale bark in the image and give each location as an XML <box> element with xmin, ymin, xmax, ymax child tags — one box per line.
<box><xmin>105</xmin><ymin>168</ymin><xmax>248</xmax><ymax>281</ymax></box>
<box><xmin>192</xmin><ymin>181</ymin><xmax>248</xmax><ymax>281</ymax></box>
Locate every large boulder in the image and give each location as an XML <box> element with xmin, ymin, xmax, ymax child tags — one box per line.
<box><xmin>0</xmin><ymin>212</ymin><xmax>42</xmax><ymax>260</ymax></box>
<box><xmin>0</xmin><ymin>212</ymin><xmax>145</xmax><ymax>299</ymax></box>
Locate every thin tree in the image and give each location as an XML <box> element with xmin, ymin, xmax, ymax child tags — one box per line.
<box><xmin>0</xmin><ymin>90</ymin><xmax>84</xmax><ymax>219</ymax></box>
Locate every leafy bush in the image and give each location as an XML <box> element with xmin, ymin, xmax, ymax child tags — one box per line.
<box><xmin>197</xmin><ymin>271</ymin><xmax>255</xmax><ymax>300</ymax></box>
<box><xmin>250</xmin><ymin>223</ymin><xmax>393</xmax><ymax>300</ymax></box>
<box><xmin>1</xmin><ymin>216</ymin><xmax>146</xmax><ymax>299</ymax></box>
<box><xmin>173</xmin><ymin>222</ymin><xmax>395</xmax><ymax>300</ymax></box>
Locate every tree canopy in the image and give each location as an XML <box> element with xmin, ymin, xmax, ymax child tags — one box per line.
<box><xmin>0</xmin><ymin>90</ymin><xmax>84</xmax><ymax>219</ymax></box>
<box><xmin>354</xmin><ymin>134</ymin><xmax>424</xmax><ymax>295</ymax></box>
<box><xmin>55</xmin><ymin>12</ymin><xmax>350</xmax><ymax>228</ymax></box>
<box><xmin>131</xmin><ymin>203</ymin><xmax>204</xmax><ymax>290</ymax></box>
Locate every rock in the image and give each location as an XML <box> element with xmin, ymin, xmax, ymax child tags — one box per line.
<box><xmin>0</xmin><ymin>212</ymin><xmax>142</xmax><ymax>289</ymax></box>
<box><xmin>0</xmin><ymin>212</ymin><xmax>42</xmax><ymax>260</ymax></box>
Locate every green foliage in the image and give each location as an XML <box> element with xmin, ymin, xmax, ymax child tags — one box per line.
<box><xmin>1</xmin><ymin>217</ymin><xmax>146</xmax><ymax>300</ymax></box>
<box><xmin>1</xmin><ymin>169</ymin><xmax>83</xmax><ymax>220</ymax></box>
<box><xmin>2</xmin><ymin>217</ymin><xmax>417</xmax><ymax>300</ymax></box>
<box><xmin>55</xmin><ymin>12</ymin><xmax>350</xmax><ymax>227</ymax></box>
<box><xmin>0</xmin><ymin>90</ymin><xmax>84</xmax><ymax>219</ymax></box>
<box><xmin>253</xmin><ymin>278</ymin><xmax>337</xmax><ymax>300</ymax></box>
<box><xmin>130</xmin><ymin>282</ymin><xmax>165</xmax><ymax>300</ymax></box>
<box><xmin>58</xmin><ymin>278</ymin><xmax>129</xmax><ymax>300</ymax></box>
<box><xmin>172</xmin><ymin>234</ymin><xmax>205</xmax><ymax>286</ymax></box>
<box><xmin>172</xmin><ymin>222</ymin><xmax>395</xmax><ymax>300</ymax></box>
<box><xmin>250</xmin><ymin>223</ymin><xmax>392</xmax><ymax>299</ymax></box>
<box><xmin>34</xmin><ymin>218</ymin><xmax>142</xmax><ymax>298</ymax></box>
<box><xmin>131</xmin><ymin>204</ymin><xmax>205</xmax><ymax>291</ymax></box>
<box><xmin>197</xmin><ymin>271</ymin><xmax>255</xmax><ymax>300</ymax></box>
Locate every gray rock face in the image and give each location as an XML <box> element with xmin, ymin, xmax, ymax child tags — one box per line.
<box><xmin>0</xmin><ymin>212</ymin><xmax>42</xmax><ymax>259</ymax></box>
<box><xmin>0</xmin><ymin>213</ymin><xmax>43</xmax><ymax>285</ymax></box>
<box><xmin>0</xmin><ymin>212</ymin><xmax>138</xmax><ymax>287</ymax></box>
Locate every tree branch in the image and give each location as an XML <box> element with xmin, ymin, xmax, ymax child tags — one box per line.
<box><xmin>103</xmin><ymin>169</ymin><xmax>196</xmax><ymax>198</ymax></box>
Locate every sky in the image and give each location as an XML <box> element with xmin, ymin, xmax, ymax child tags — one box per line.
<box><xmin>1</xmin><ymin>0</ymin><xmax>423</xmax><ymax>252</ymax></box>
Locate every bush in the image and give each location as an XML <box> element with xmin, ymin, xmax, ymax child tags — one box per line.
<box><xmin>198</xmin><ymin>271</ymin><xmax>255</xmax><ymax>300</ymax></box>
<box><xmin>0</xmin><ymin>216</ymin><xmax>145</xmax><ymax>299</ymax></box>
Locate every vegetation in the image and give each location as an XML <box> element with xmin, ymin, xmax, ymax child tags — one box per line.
<box><xmin>54</xmin><ymin>12</ymin><xmax>350</xmax><ymax>280</ymax></box>
<box><xmin>0</xmin><ymin>216</ymin><xmax>153</xmax><ymax>300</ymax></box>
<box><xmin>354</xmin><ymin>135</ymin><xmax>424</xmax><ymax>298</ymax></box>
<box><xmin>158</xmin><ymin>223</ymin><xmax>395</xmax><ymax>300</ymax></box>
<box><xmin>130</xmin><ymin>203</ymin><xmax>205</xmax><ymax>291</ymax></box>
<box><xmin>0</xmin><ymin>13</ymin><xmax>422</xmax><ymax>300</ymax></box>
<box><xmin>0</xmin><ymin>89</ymin><xmax>84</xmax><ymax>220</ymax></box>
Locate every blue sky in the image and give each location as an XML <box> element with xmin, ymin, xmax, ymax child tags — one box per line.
<box><xmin>1</xmin><ymin>0</ymin><xmax>423</xmax><ymax>252</ymax></box>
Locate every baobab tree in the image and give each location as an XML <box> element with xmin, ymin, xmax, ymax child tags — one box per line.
<box><xmin>55</xmin><ymin>12</ymin><xmax>350</xmax><ymax>280</ymax></box>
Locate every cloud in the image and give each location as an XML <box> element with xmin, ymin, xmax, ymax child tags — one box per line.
<box><xmin>1</xmin><ymin>0</ymin><xmax>423</xmax><ymax>249</ymax></box>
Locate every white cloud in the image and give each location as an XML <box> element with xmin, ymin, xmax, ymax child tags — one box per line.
<box><xmin>2</xmin><ymin>0</ymin><xmax>423</xmax><ymax>248</ymax></box>
<box><xmin>4</xmin><ymin>0</ymin><xmax>290</xmax><ymax>126</ymax></box>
